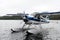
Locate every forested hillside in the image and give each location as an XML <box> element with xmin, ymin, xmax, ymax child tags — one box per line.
<box><xmin>0</xmin><ymin>14</ymin><xmax>60</xmax><ymax>20</ymax></box>
<box><xmin>49</xmin><ymin>15</ymin><xmax>60</xmax><ymax>20</ymax></box>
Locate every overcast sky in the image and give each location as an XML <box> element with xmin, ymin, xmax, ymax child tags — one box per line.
<box><xmin>0</xmin><ymin>0</ymin><xmax>60</xmax><ymax>16</ymax></box>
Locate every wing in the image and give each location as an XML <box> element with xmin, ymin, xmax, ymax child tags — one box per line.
<box><xmin>7</xmin><ymin>13</ymin><xmax>29</xmax><ymax>20</ymax></box>
<box><xmin>32</xmin><ymin>12</ymin><xmax>60</xmax><ymax>16</ymax></box>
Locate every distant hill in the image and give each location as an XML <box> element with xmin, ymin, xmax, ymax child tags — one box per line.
<box><xmin>0</xmin><ymin>16</ymin><xmax>23</xmax><ymax>20</ymax></box>
<box><xmin>49</xmin><ymin>15</ymin><xmax>60</xmax><ymax>20</ymax></box>
<box><xmin>0</xmin><ymin>13</ymin><xmax>28</xmax><ymax>20</ymax></box>
<box><xmin>0</xmin><ymin>14</ymin><xmax>60</xmax><ymax>20</ymax></box>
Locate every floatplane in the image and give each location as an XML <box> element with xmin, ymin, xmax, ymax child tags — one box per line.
<box><xmin>11</xmin><ymin>11</ymin><xmax>60</xmax><ymax>32</ymax></box>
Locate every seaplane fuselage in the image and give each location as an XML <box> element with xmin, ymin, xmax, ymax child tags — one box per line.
<box><xmin>23</xmin><ymin>15</ymin><xmax>49</xmax><ymax>24</ymax></box>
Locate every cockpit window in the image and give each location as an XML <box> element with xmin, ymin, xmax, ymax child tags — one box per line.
<box><xmin>35</xmin><ymin>15</ymin><xmax>47</xmax><ymax>19</ymax></box>
<box><xmin>43</xmin><ymin>16</ymin><xmax>46</xmax><ymax>18</ymax></box>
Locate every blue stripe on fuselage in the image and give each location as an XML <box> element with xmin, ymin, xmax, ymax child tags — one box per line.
<box><xmin>26</xmin><ymin>16</ymin><xmax>40</xmax><ymax>21</ymax></box>
<box><xmin>25</xmin><ymin>15</ymin><xmax>49</xmax><ymax>23</ymax></box>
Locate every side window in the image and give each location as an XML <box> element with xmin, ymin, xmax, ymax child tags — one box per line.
<box><xmin>43</xmin><ymin>16</ymin><xmax>46</xmax><ymax>18</ymax></box>
<box><xmin>34</xmin><ymin>14</ymin><xmax>40</xmax><ymax>19</ymax></box>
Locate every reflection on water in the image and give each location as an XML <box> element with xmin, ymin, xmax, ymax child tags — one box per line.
<box><xmin>0</xmin><ymin>20</ymin><xmax>25</xmax><ymax>40</ymax></box>
<box><xmin>0</xmin><ymin>20</ymin><xmax>60</xmax><ymax>40</ymax></box>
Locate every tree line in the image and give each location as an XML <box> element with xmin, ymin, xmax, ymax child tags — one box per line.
<box><xmin>0</xmin><ymin>15</ymin><xmax>60</xmax><ymax>20</ymax></box>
